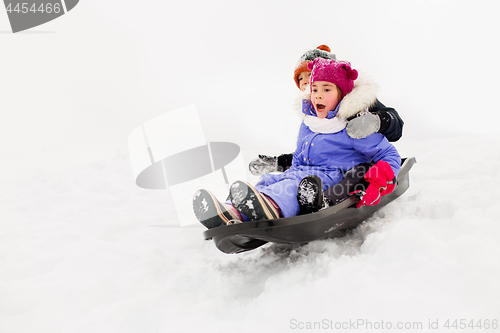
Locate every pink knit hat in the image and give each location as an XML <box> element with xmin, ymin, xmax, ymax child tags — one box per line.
<box><xmin>308</xmin><ymin>58</ymin><xmax>359</xmax><ymax>97</ymax></box>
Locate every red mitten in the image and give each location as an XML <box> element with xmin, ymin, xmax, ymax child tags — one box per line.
<box><xmin>355</xmin><ymin>161</ymin><xmax>396</xmax><ymax>208</ymax></box>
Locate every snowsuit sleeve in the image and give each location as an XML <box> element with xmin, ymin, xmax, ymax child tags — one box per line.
<box><xmin>351</xmin><ymin>133</ymin><xmax>401</xmax><ymax>178</ymax></box>
<box><xmin>291</xmin><ymin>122</ymin><xmax>309</xmax><ymax>168</ymax></box>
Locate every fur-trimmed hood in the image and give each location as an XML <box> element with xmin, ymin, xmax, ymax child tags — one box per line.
<box><xmin>295</xmin><ymin>72</ymin><xmax>379</xmax><ymax>120</ymax></box>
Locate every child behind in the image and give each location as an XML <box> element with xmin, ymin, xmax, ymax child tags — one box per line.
<box><xmin>193</xmin><ymin>58</ymin><xmax>401</xmax><ymax>229</ymax></box>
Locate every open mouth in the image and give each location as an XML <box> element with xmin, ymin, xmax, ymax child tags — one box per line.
<box><xmin>316</xmin><ymin>104</ymin><xmax>326</xmax><ymax>111</ymax></box>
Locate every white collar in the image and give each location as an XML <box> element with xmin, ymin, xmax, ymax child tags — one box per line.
<box><xmin>303</xmin><ymin>115</ymin><xmax>347</xmax><ymax>134</ymax></box>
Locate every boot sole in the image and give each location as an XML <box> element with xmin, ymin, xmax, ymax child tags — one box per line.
<box><xmin>297</xmin><ymin>175</ymin><xmax>323</xmax><ymax>214</ymax></box>
<box><xmin>193</xmin><ymin>189</ymin><xmax>238</xmax><ymax>229</ymax></box>
<box><xmin>229</xmin><ymin>181</ymin><xmax>279</xmax><ymax>221</ymax></box>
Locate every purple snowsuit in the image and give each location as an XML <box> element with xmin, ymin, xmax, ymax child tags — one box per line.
<box><xmin>255</xmin><ymin>119</ymin><xmax>401</xmax><ymax>218</ymax></box>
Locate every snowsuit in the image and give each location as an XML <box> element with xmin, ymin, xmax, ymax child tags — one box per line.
<box><xmin>255</xmin><ymin>97</ymin><xmax>401</xmax><ymax>218</ymax></box>
<box><xmin>276</xmin><ymin>74</ymin><xmax>404</xmax><ymax>170</ymax></box>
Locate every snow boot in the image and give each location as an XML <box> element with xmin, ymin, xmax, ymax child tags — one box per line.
<box><xmin>193</xmin><ymin>189</ymin><xmax>241</xmax><ymax>229</ymax></box>
<box><xmin>229</xmin><ymin>181</ymin><xmax>280</xmax><ymax>221</ymax></box>
<box><xmin>297</xmin><ymin>175</ymin><xmax>332</xmax><ymax>214</ymax></box>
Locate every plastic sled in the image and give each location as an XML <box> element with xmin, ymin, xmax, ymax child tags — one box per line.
<box><xmin>203</xmin><ymin>157</ymin><xmax>416</xmax><ymax>254</ymax></box>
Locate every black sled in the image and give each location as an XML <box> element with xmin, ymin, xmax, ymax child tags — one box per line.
<box><xmin>203</xmin><ymin>157</ymin><xmax>416</xmax><ymax>254</ymax></box>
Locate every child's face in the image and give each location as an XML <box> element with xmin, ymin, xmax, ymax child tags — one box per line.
<box><xmin>311</xmin><ymin>81</ymin><xmax>341</xmax><ymax>119</ymax></box>
<box><xmin>297</xmin><ymin>71</ymin><xmax>311</xmax><ymax>91</ymax></box>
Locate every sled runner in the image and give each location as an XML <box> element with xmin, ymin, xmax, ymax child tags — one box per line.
<box><xmin>203</xmin><ymin>157</ymin><xmax>416</xmax><ymax>254</ymax></box>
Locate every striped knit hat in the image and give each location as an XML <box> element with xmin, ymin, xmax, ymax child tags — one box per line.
<box><xmin>293</xmin><ymin>44</ymin><xmax>336</xmax><ymax>89</ymax></box>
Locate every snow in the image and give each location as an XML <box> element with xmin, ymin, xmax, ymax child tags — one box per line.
<box><xmin>2</xmin><ymin>136</ymin><xmax>500</xmax><ymax>332</ymax></box>
<box><xmin>2</xmin><ymin>0</ymin><xmax>500</xmax><ymax>332</ymax></box>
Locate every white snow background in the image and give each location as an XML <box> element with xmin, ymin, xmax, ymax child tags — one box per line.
<box><xmin>1</xmin><ymin>0</ymin><xmax>500</xmax><ymax>332</ymax></box>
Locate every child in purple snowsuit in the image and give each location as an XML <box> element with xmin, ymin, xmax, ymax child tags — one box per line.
<box><xmin>249</xmin><ymin>44</ymin><xmax>404</xmax><ymax>177</ymax></box>
<box><xmin>193</xmin><ymin>58</ymin><xmax>401</xmax><ymax>229</ymax></box>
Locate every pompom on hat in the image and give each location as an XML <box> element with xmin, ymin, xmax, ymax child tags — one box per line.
<box><xmin>293</xmin><ymin>44</ymin><xmax>336</xmax><ymax>89</ymax></box>
<box><xmin>308</xmin><ymin>58</ymin><xmax>358</xmax><ymax>97</ymax></box>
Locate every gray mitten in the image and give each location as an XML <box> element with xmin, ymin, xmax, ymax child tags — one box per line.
<box><xmin>346</xmin><ymin>112</ymin><xmax>381</xmax><ymax>139</ymax></box>
<box><xmin>249</xmin><ymin>155</ymin><xmax>278</xmax><ymax>176</ymax></box>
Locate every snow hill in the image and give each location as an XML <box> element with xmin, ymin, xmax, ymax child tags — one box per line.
<box><xmin>2</xmin><ymin>135</ymin><xmax>499</xmax><ymax>332</ymax></box>
<box><xmin>2</xmin><ymin>0</ymin><xmax>500</xmax><ymax>331</ymax></box>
